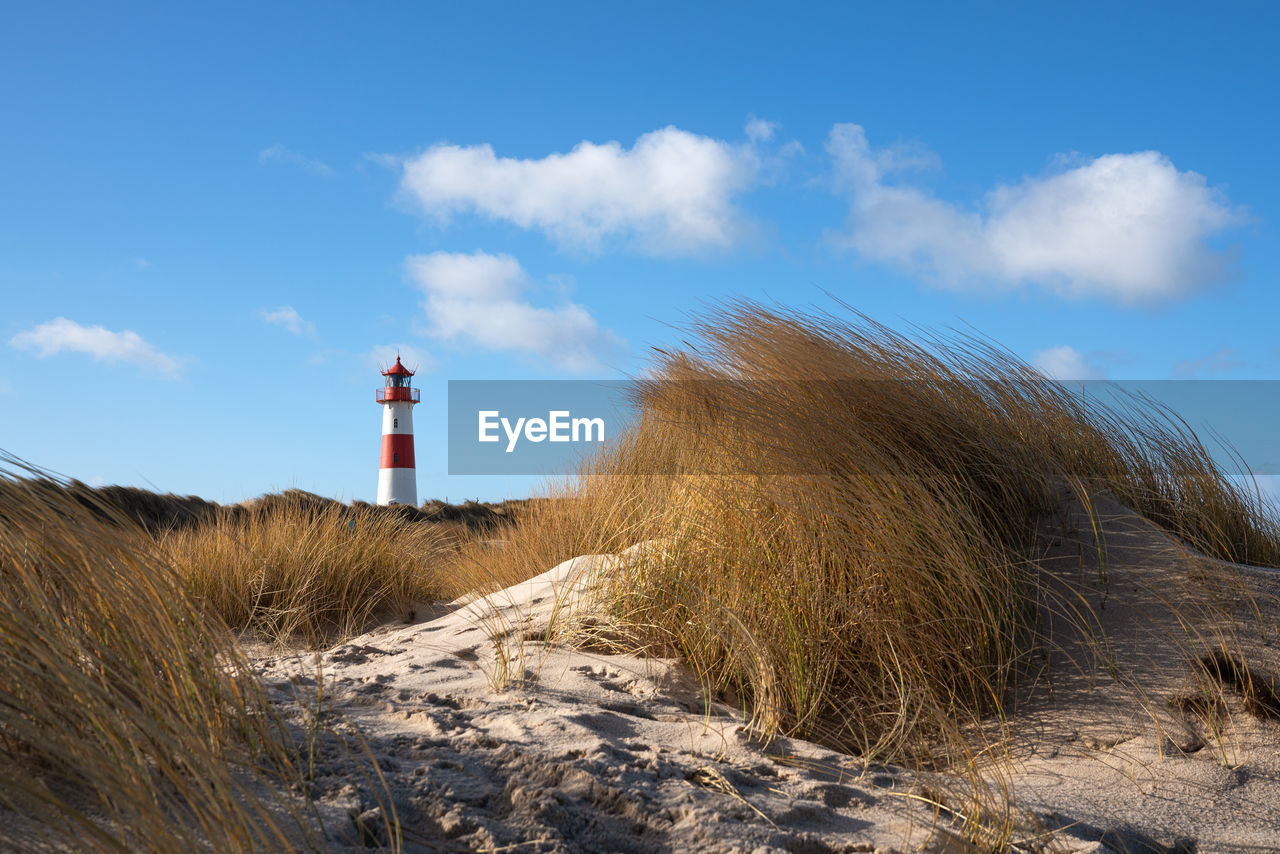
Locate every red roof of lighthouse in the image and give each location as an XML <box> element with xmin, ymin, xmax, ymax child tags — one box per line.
<box><xmin>381</xmin><ymin>355</ymin><xmax>415</xmax><ymax>377</ymax></box>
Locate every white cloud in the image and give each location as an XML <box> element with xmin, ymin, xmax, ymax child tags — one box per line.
<box><xmin>1252</xmin><ymin>475</ymin><xmax>1280</xmax><ymax>508</ymax></box>
<box><xmin>133</xmin><ymin>258</ymin><xmax>152</xmax><ymax>269</ymax></box>
<box><xmin>1033</xmin><ymin>345</ymin><xmax>1105</xmax><ymax>381</ymax></box>
<box><xmin>406</xmin><ymin>251</ymin><xmax>624</xmax><ymax>372</ymax></box>
<box><xmin>397</xmin><ymin>127</ymin><xmax>760</xmax><ymax>255</ymax></box>
<box><xmin>827</xmin><ymin>124</ymin><xmax>1243</xmax><ymax>303</ymax></box>
<box><xmin>9</xmin><ymin>317</ymin><xmax>181</xmax><ymax>378</ymax></box>
<box><xmin>259</xmin><ymin>144</ymin><xmax>334</xmax><ymax>177</ymax></box>
<box><xmin>260</xmin><ymin>305</ymin><xmax>316</xmax><ymax>337</ymax></box>
<box><xmin>1229</xmin><ymin>475</ymin><xmax>1280</xmax><ymax>516</ymax></box>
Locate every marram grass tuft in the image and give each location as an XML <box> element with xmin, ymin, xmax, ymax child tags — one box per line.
<box><xmin>161</xmin><ymin>495</ymin><xmax>460</xmax><ymax>647</ymax></box>
<box><xmin>459</xmin><ymin>301</ymin><xmax>1280</xmax><ymax>767</ymax></box>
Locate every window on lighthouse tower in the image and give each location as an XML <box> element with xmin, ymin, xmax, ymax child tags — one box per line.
<box><xmin>393</xmin><ymin>417</ymin><xmax>398</xmax><ymax>428</ymax></box>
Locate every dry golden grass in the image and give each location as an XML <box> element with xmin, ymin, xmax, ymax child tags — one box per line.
<box><xmin>458</xmin><ymin>302</ymin><xmax>1280</xmax><ymax>771</ymax></box>
<box><xmin>160</xmin><ymin>495</ymin><xmax>463</xmax><ymax>647</ymax></box>
<box><xmin>0</xmin><ymin>461</ymin><xmax>320</xmax><ymax>852</ymax></box>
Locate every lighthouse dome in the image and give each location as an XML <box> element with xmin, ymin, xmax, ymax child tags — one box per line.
<box><xmin>381</xmin><ymin>355</ymin><xmax>415</xmax><ymax>377</ymax></box>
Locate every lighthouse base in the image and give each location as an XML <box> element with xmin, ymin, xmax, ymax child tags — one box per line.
<box><xmin>377</xmin><ymin>467</ymin><xmax>417</xmax><ymax>506</ymax></box>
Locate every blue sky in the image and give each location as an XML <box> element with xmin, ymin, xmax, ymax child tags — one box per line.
<box><xmin>2</xmin><ymin>1</ymin><xmax>1277</xmax><ymax>504</ymax></box>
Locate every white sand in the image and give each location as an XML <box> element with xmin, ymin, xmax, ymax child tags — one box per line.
<box><xmin>254</xmin><ymin>498</ymin><xmax>1280</xmax><ymax>852</ymax></box>
<box><xmin>990</xmin><ymin>492</ymin><xmax>1280</xmax><ymax>853</ymax></box>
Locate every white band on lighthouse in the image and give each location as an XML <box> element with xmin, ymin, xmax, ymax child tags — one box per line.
<box><xmin>377</xmin><ymin>467</ymin><xmax>417</xmax><ymax>506</ymax></box>
<box><xmin>376</xmin><ymin>356</ymin><xmax>419</xmax><ymax>505</ymax></box>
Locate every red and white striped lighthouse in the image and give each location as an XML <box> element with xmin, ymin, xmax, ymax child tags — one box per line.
<box><xmin>376</xmin><ymin>355</ymin><xmax>419</xmax><ymax>505</ymax></box>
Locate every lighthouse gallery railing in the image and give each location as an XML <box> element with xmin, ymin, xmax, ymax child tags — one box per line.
<box><xmin>376</xmin><ymin>387</ymin><xmax>420</xmax><ymax>403</ymax></box>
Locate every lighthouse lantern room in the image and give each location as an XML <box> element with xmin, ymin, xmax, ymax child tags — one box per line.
<box><xmin>375</xmin><ymin>355</ymin><xmax>419</xmax><ymax>505</ymax></box>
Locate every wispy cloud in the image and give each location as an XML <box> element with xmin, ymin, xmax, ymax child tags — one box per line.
<box><xmin>1173</xmin><ymin>347</ymin><xmax>1241</xmax><ymax>378</ymax></box>
<box><xmin>259</xmin><ymin>144</ymin><xmax>335</xmax><ymax>177</ymax></box>
<box><xmin>396</xmin><ymin>126</ymin><xmax>761</xmax><ymax>255</ymax></box>
<box><xmin>260</xmin><ymin>305</ymin><xmax>316</xmax><ymax>337</ymax></box>
<box><xmin>745</xmin><ymin>116</ymin><xmax>779</xmax><ymax>143</ymax></box>
<box><xmin>406</xmin><ymin>251</ymin><xmax>625</xmax><ymax>372</ymax></box>
<box><xmin>133</xmin><ymin>258</ymin><xmax>153</xmax><ymax>269</ymax></box>
<box><xmin>10</xmin><ymin>317</ymin><xmax>181</xmax><ymax>378</ymax></box>
<box><xmin>826</xmin><ymin>124</ymin><xmax>1244</xmax><ymax>303</ymax></box>
<box><xmin>360</xmin><ymin>151</ymin><xmax>401</xmax><ymax>171</ymax></box>
<box><xmin>1033</xmin><ymin>345</ymin><xmax>1106</xmax><ymax>381</ymax></box>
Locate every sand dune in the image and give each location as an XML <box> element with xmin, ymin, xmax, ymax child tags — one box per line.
<box><xmin>254</xmin><ymin>493</ymin><xmax>1280</xmax><ymax>852</ymax></box>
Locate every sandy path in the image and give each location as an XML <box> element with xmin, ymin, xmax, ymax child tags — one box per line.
<box><xmin>256</xmin><ymin>553</ymin><xmax>970</xmax><ymax>853</ymax></box>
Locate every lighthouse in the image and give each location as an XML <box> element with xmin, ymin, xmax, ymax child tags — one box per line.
<box><xmin>376</xmin><ymin>355</ymin><xmax>419</xmax><ymax>505</ymax></box>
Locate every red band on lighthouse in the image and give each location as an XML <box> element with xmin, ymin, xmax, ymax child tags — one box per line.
<box><xmin>379</xmin><ymin>433</ymin><xmax>416</xmax><ymax>468</ymax></box>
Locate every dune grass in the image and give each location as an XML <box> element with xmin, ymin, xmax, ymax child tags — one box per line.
<box><xmin>456</xmin><ymin>302</ymin><xmax>1280</xmax><ymax>771</ymax></box>
<box><xmin>0</xmin><ymin>466</ymin><xmax>541</xmax><ymax>850</ymax></box>
<box><xmin>0</xmin><ymin>463</ymin><xmax>320</xmax><ymax>852</ymax></box>
<box><xmin>160</xmin><ymin>494</ymin><xmax>463</xmax><ymax>647</ymax></box>
<box><xmin>54</xmin><ymin>479</ymin><xmax>518</xmax><ymax>648</ymax></box>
